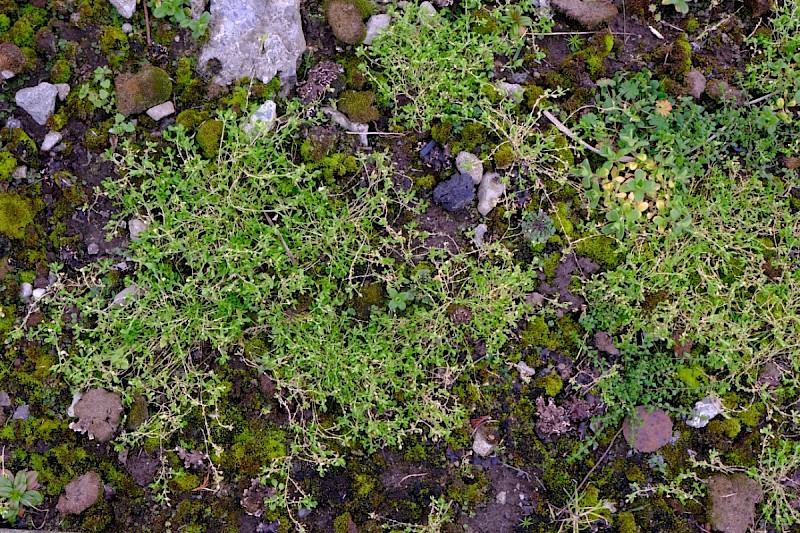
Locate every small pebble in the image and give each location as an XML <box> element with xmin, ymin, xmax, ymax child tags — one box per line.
<box><xmin>5</xmin><ymin>117</ymin><xmax>21</xmax><ymax>129</ymax></box>
<box><xmin>55</xmin><ymin>83</ymin><xmax>71</xmax><ymax>101</ymax></box>
<box><xmin>0</xmin><ymin>391</ymin><xmax>10</xmax><ymax>408</ymax></box>
<box><xmin>146</xmin><ymin>101</ymin><xmax>175</xmax><ymax>121</ymax></box>
<box><xmin>297</xmin><ymin>508</ymin><xmax>312</xmax><ymax>519</ymax></box>
<box><xmin>474</xmin><ymin>223</ymin><xmax>488</xmax><ymax>246</ymax></box>
<box><xmin>12</xmin><ymin>166</ymin><xmax>27</xmax><ymax>179</ymax></box>
<box><xmin>128</xmin><ymin>218</ymin><xmax>148</xmax><ymax>241</ymax></box>
<box><xmin>121</xmin><ymin>23</ymin><xmax>133</xmax><ymax>33</ymax></box>
<box><xmin>20</xmin><ymin>282</ymin><xmax>33</xmax><ymax>298</ymax></box>
<box><xmin>32</xmin><ymin>288</ymin><xmax>46</xmax><ymax>301</ymax></box>
<box><xmin>12</xmin><ymin>405</ymin><xmax>30</xmax><ymax>421</ymax></box>
<box><xmin>42</xmin><ymin>130</ymin><xmax>63</xmax><ymax>151</ymax></box>
<box><xmin>87</xmin><ymin>243</ymin><xmax>100</xmax><ymax>255</ymax></box>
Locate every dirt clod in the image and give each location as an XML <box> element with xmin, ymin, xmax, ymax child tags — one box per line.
<box><xmin>57</xmin><ymin>472</ymin><xmax>102</xmax><ymax>515</ymax></box>
<box><xmin>69</xmin><ymin>388</ymin><xmax>123</xmax><ymax>442</ymax></box>
<box><xmin>708</xmin><ymin>473</ymin><xmax>763</xmax><ymax>533</ymax></box>
<box><xmin>622</xmin><ymin>406</ymin><xmax>672</xmax><ymax>452</ymax></box>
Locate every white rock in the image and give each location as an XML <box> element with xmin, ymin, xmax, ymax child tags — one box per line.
<box><xmin>20</xmin><ymin>282</ymin><xmax>33</xmax><ymax>298</ymax></box>
<box><xmin>121</xmin><ymin>23</ymin><xmax>133</xmax><ymax>33</ymax></box>
<box><xmin>686</xmin><ymin>396</ymin><xmax>724</xmax><ymax>428</ymax></box>
<box><xmin>1</xmin><ymin>70</ymin><xmax>14</xmax><ymax>80</ymax></box>
<box><xmin>477</xmin><ymin>172</ymin><xmax>506</xmax><ymax>216</ymax></box>
<box><xmin>12</xmin><ymin>166</ymin><xmax>26</xmax><ymax>179</ymax></box>
<box><xmin>474</xmin><ymin>223</ymin><xmax>488</xmax><ymax>246</ymax></box>
<box><xmin>55</xmin><ymin>83</ymin><xmax>71</xmax><ymax>101</ymax></box>
<box><xmin>146</xmin><ymin>101</ymin><xmax>175</xmax><ymax>121</ymax></box>
<box><xmin>5</xmin><ymin>117</ymin><xmax>22</xmax><ymax>129</ymax></box>
<box><xmin>496</xmin><ymin>491</ymin><xmax>507</xmax><ymax>505</ymax></box>
<box><xmin>111</xmin><ymin>284</ymin><xmax>145</xmax><ymax>307</ymax></box>
<box><xmin>15</xmin><ymin>82</ymin><xmax>58</xmax><ymax>126</ymax></box>
<box><xmin>245</xmin><ymin>100</ymin><xmax>277</xmax><ymax>135</ymax></box>
<box><xmin>472</xmin><ymin>425</ymin><xmax>497</xmax><ymax>457</ymax></box>
<box><xmin>199</xmin><ymin>0</ymin><xmax>305</xmax><ymax>85</ymax></box>
<box><xmin>495</xmin><ymin>81</ymin><xmax>524</xmax><ymax>103</ymax></box>
<box><xmin>456</xmin><ymin>151</ymin><xmax>483</xmax><ymax>184</ymax></box>
<box><xmin>42</xmin><ymin>131</ymin><xmax>63</xmax><ymax>151</ymax></box>
<box><xmin>32</xmin><ymin>288</ymin><xmax>46</xmax><ymax>301</ymax></box>
<box><xmin>321</xmin><ymin>106</ymin><xmax>368</xmax><ymax>147</ymax></box>
<box><xmin>110</xmin><ymin>0</ymin><xmax>136</xmax><ymax>18</ymax></box>
<box><xmin>128</xmin><ymin>218</ymin><xmax>148</xmax><ymax>241</ymax></box>
<box><xmin>363</xmin><ymin>14</ymin><xmax>391</xmax><ymax>45</ymax></box>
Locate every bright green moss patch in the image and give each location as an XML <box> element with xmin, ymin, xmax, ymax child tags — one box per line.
<box><xmin>0</xmin><ymin>151</ymin><xmax>16</xmax><ymax>181</ymax></box>
<box><xmin>338</xmin><ymin>90</ymin><xmax>381</xmax><ymax>123</ymax></box>
<box><xmin>196</xmin><ymin>119</ymin><xmax>223</xmax><ymax>158</ymax></box>
<box><xmin>535</xmin><ymin>371</ymin><xmax>563</xmax><ymax>396</ymax></box>
<box><xmin>0</xmin><ymin>191</ymin><xmax>34</xmax><ymax>239</ymax></box>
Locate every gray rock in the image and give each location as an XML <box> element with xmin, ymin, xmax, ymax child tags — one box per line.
<box><xmin>433</xmin><ymin>173</ymin><xmax>475</xmax><ymax>212</ymax></box>
<box><xmin>32</xmin><ymin>288</ymin><xmax>47</xmax><ymax>301</ymax></box>
<box><xmin>121</xmin><ymin>22</ymin><xmax>133</xmax><ymax>33</ymax></box>
<box><xmin>110</xmin><ymin>0</ymin><xmax>135</xmax><ymax>17</ymax></box>
<box><xmin>418</xmin><ymin>1</ymin><xmax>437</xmax><ymax>21</ymax></box>
<box><xmin>686</xmin><ymin>70</ymin><xmax>706</xmax><ymax>99</ymax></box>
<box><xmin>128</xmin><ymin>218</ymin><xmax>148</xmax><ymax>241</ymax></box>
<box><xmin>5</xmin><ymin>117</ymin><xmax>22</xmax><ymax>129</ymax></box>
<box><xmin>87</xmin><ymin>243</ymin><xmax>100</xmax><ymax>255</ymax></box>
<box><xmin>111</xmin><ymin>284</ymin><xmax>145</xmax><ymax>307</ymax></box>
<box><xmin>42</xmin><ymin>131</ymin><xmax>63</xmax><ymax>151</ymax></box>
<box><xmin>146</xmin><ymin>101</ymin><xmax>176</xmax><ymax>121</ymax></box>
<box><xmin>686</xmin><ymin>396</ymin><xmax>723</xmax><ymax>428</ymax></box>
<box><xmin>456</xmin><ymin>151</ymin><xmax>483</xmax><ymax>184</ymax></box>
<box><xmin>245</xmin><ymin>100</ymin><xmax>277</xmax><ymax>134</ymax></box>
<box><xmin>495</xmin><ymin>81</ymin><xmax>524</xmax><ymax>103</ymax></box>
<box><xmin>55</xmin><ymin>83</ymin><xmax>71</xmax><ymax>101</ymax></box>
<box><xmin>477</xmin><ymin>172</ymin><xmax>505</xmax><ymax>216</ymax></box>
<box><xmin>15</xmin><ymin>82</ymin><xmax>58</xmax><ymax>126</ymax></box>
<box><xmin>199</xmin><ymin>0</ymin><xmax>305</xmax><ymax>86</ymax></box>
<box><xmin>321</xmin><ymin>106</ymin><xmax>368</xmax><ymax>146</ymax></box>
<box><xmin>472</xmin><ymin>425</ymin><xmax>497</xmax><ymax>457</ymax></box>
<box><xmin>20</xmin><ymin>282</ymin><xmax>33</xmax><ymax>298</ymax></box>
<box><xmin>363</xmin><ymin>14</ymin><xmax>391</xmax><ymax>45</ymax></box>
<box><xmin>12</xmin><ymin>166</ymin><xmax>26</xmax><ymax>179</ymax></box>
<box><xmin>12</xmin><ymin>404</ymin><xmax>29</xmax><ymax>420</ymax></box>
<box><xmin>474</xmin><ymin>223</ymin><xmax>488</xmax><ymax>246</ymax></box>
<box><xmin>0</xmin><ymin>391</ymin><xmax>10</xmax><ymax>408</ymax></box>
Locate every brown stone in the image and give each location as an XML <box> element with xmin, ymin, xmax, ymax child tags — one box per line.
<box><xmin>0</xmin><ymin>43</ymin><xmax>26</xmax><ymax>76</ymax></box>
<box><xmin>115</xmin><ymin>66</ymin><xmax>173</xmax><ymax>117</ymax></box>
<box><xmin>57</xmin><ymin>472</ymin><xmax>102</xmax><ymax>515</ymax></box>
<box><xmin>70</xmin><ymin>388</ymin><xmax>123</xmax><ymax>442</ymax></box>
<box><xmin>622</xmin><ymin>406</ymin><xmax>672</xmax><ymax>452</ymax></box>
<box><xmin>550</xmin><ymin>0</ymin><xmax>618</xmax><ymax>30</ymax></box>
<box><xmin>708</xmin><ymin>474</ymin><xmax>763</xmax><ymax>533</ymax></box>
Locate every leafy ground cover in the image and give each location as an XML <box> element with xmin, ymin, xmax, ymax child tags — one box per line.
<box><xmin>0</xmin><ymin>0</ymin><xmax>799</xmax><ymax>531</ymax></box>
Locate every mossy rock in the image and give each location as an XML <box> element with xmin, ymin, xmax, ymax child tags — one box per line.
<box><xmin>0</xmin><ymin>191</ymin><xmax>34</xmax><ymax>239</ymax></box>
<box><xmin>115</xmin><ymin>66</ymin><xmax>173</xmax><ymax>117</ymax></box>
<box><xmin>326</xmin><ymin>0</ymin><xmax>368</xmax><ymax>45</ymax></box>
<box><xmin>196</xmin><ymin>120</ymin><xmax>223</xmax><ymax>158</ymax></box>
<box><xmin>338</xmin><ymin>90</ymin><xmax>380</xmax><ymax>123</ymax></box>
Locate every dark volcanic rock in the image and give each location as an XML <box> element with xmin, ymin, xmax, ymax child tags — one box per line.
<box><xmin>433</xmin><ymin>172</ymin><xmax>475</xmax><ymax>212</ymax></box>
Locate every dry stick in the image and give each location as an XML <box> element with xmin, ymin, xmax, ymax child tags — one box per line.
<box><xmin>143</xmin><ymin>0</ymin><xmax>152</xmax><ymax>46</ymax></box>
<box><xmin>264</xmin><ymin>213</ymin><xmax>297</xmax><ymax>265</ymax></box>
<box><xmin>576</xmin><ymin>426</ymin><xmax>624</xmax><ymax>494</ymax></box>
<box><xmin>542</xmin><ymin>110</ymin><xmax>636</xmax><ymax>163</ymax></box>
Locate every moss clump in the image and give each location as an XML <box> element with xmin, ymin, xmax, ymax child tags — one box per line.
<box><xmin>316</xmin><ymin>153</ymin><xmax>359</xmax><ymax>182</ymax></box>
<box><xmin>524</xmin><ymin>85</ymin><xmax>545</xmax><ymax>109</ymax></box>
<box><xmin>676</xmin><ymin>366</ymin><xmax>706</xmax><ymax>390</ymax></box>
<box><xmin>0</xmin><ymin>192</ymin><xmax>34</xmax><ymax>239</ymax></box>
<box><xmin>669</xmin><ymin>33</ymin><xmax>692</xmax><ymax>78</ymax></box>
<box><xmin>574</xmin><ymin>234</ymin><xmax>621</xmax><ymax>269</ymax></box>
<box><xmin>0</xmin><ymin>14</ymin><xmax>9</xmax><ymax>33</ymax></box>
<box><xmin>99</xmin><ymin>25</ymin><xmax>129</xmax><ymax>67</ymax></box>
<box><xmin>3</xmin><ymin>126</ymin><xmax>37</xmax><ymax>161</ymax></box>
<box><xmin>493</xmin><ymin>144</ymin><xmax>514</xmax><ymax>169</ymax></box>
<box><xmin>334</xmin><ymin>512</ymin><xmax>355</xmax><ymax>533</ymax></box>
<box><xmin>6</xmin><ymin>19</ymin><xmax>34</xmax><ymax>48</ymax></box>
<box><xmin>176</xmin><ymin>109</ymin><xmax>210</xmax><ymax>131</ymax></box>
<box><xmin>553</xmin><ymin>202</ymin><xmax>574</xmax><ymax>237</ymax></box>
<box><xmin>0</xmin><ymin>151</ymin><xmax>16</xmax><ymax>181</ymax></box>
<box><xmin>168</xmin><ymin>470</ymin><xmax>200</xmax><ymax>492</ymax></box>
<box><xmin>338</xmin><ymin>90</ymin><xmax>380</xmax><ymax>123</ymax></box>
<box><xmin>535</xmin><ymin>371</ymin><xmax>563</xmax><ymax>396</ymax></box>
<box><xmin>49</xmin><ymin>58</ymin><xmax>72</xmax><ymax>83</ymax></box>
<box><xmin>454</xmin><ymin>122</ymin><xmax>486</xmax><ymax>153</ymax></box>
<box><xmin>431</xmin><ymin>121</ymin><xmax>453</xmax><ymax>146</ymax></box>
<box><xmin>325</xmin><ymin>0</ymin><xmax>369</xmax><ymax>44</ymax></box>
<box><xmin>196</xmin><ymin>120</ymin><xmax>223</xmax><ymax>158</ymax></box>
<box><xmin>618</xmin><ymin>511</ymin><xmax>639</xmax><ymax>533</ymax></box>
<box><xmin>412</xmin><ymin>174</ymin><xmax>435</xmax><ymax>191</ymax></box>
<box><xmin>542</xmin><ymin>462</ymin><xmax>574</xmax><ymax>506</ymax></box>
<box><xmin>84</xmin><ymin>128</ymin><xmax>109</xmax><ymax>151</ymax></box>
<box><xmin>521</xmin><ymin>315</ymin><xmax>553</xmax><ymax>349</ymax></box>
<box><xmin>707</xmin><ymin>418</ymin><xmax>741</xmax><ymax>439</ymax></box>
<box><xmin>739</xmin><ymin>401</ymin><xmax>764</xmax><ymax>428</ymax></box>
<box><xmin>226</xmin><ymin>427</ymin><xmax>287</xmax><ymax>476</ymax></box>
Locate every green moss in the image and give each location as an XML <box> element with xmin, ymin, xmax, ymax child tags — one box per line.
<box><xmin>574</xmin><ymin>234</ymin><xmax>621</xmax><ymax>269</ymax></box>
<box><xmin>176</xmin><ymin>110</ymin><xmax>209</xmax><ymax>131</ymax></box>
<box><xmin>524</xmin><ymin>85</ymin><xmax>546</xmax><ymax>109</ymax></box>
<box><xmin>226</xmin><ymin>426</ymin><xmax>287</xmax><ymax>476</ymax></box>
<box><xmin>618</xmin><ymin>511</ymin><xmax>639</xmax><ymax>533</ymax></box>
<box><xmin>99</xmin><ymin>25</ymin><xmax>129</xmax><ymax>67</ymax></box>
<box><xmin>338</xmin><ymin>90</ymin><xmax>381</xmax><ymax>123</ymax></box>
<box><xmin>553</xmin><ymin>202</ymin><xmax>574</xmax><ymax>237</ymax></box>
<box><xmin>175</xmin><ymin>56</ymin><xmax>194</xmax><ymax>87</ymax></box>
<box><xmin>535</xmin><ymin>371</ymin><xmax>563</xmax><ymax>396</ymax></box>
<box><xmin>334</xmin><ymin>512</ymin><xmax>355</xmax><ymax>533</ymax></box>
<box><xmin>317</xmin><ymin>153</ymin><xmax>359</xmax><ymax>181</ymax></box>
<box><xmin>739</xmin><ymin>401</ymin><xmax>764</xmax><ymax>428</ymax></box>
<box><xmin>49</xmin><ymin>58</ymin><xmax>72</xmax><ymax>83</ymax></box>
<box><xmin>408</xmin><ymin>174</ymin><xmax>433</xmax><ymax>192</ymax></box>
<box><xmin>455</xmin><ymin>122</ymin><xmax>486</xmax><ymax>153</ymax></box>
<box><xmin>521</xmin><ymin>315</ymin><xmax>552</xmax><ymax>349</ymax></box>
<box><xmin>493</xmin><ymin>144</ymin><xmax>514</xmax><ymax>169</ymax></box>
<box><xmin>3</xmin><ymin>127</ymin><xmax>37</xmax><ymax>161</ymax></box>
<box><xmin>431</xmin><ymin>121</ymin><xmax>453</xmax><ymax>145</ymax></box>
<box><xmin>542</xmin><ymin>251</ymin><xmax>562</xmax><ymax>279</ymax></box>
<box><xmin>0</xmin><ymin>192</ymin><xmax>34</xmax><ymax>239</ymax></box>
<box><xmin>669</xmin><ymin>33</ymin><xmax>692</xmax><ymax>78</ymax></box>
<box><xmin>542</xmin><ymin>461</ymin><xmax>574</xmax><ymax>506</ymax></box>
<box><xmin>481</xmin><ymin>83</ymin><xmax>503</xmax><ymax>104</ymax></box>
<box><xmin>0</xmin><ymin>14</ymin><xmax>9</xmax><ymax>33</ymax></box>
<box><xmin>0</xmin><ymin>151</ymin><xmax>16</xmax><ymax>181</ymax></box>
<box><xmin>6</xmin><ymin>19</ymin><xmax>34</xmax><ymax>48</ymax></box>
<box><xmin>196</xmin><ymin>120</ymin><xmax>223</xmax><ymax>158</ymax></box>
<box><xmin>707</xmin><ymin>418</ymin><xmax>741</xmax><ymax>439</ymax></box>
<box><xmin>127</xmin><ymin>395</ymin><xmax>148</xmax><ymax>430</ymax></box>
<box><xmin>84</xmin><ymin>128</ymin><xmax>109</xmax><ymax>151</ymax></box>
<box><xmin>676</xmin><ymin>366</ymin><xmax>706</xmax><ymax>390</ymax></box>
<box><xmin>341</xmin><ymin>57</ymin><xmax>367</xmax><ymax>90</ymax></box>
<box><xmin>168</xmin><ymin>470</ymin><xmax>200</xmax><ymax>492</ymax></box>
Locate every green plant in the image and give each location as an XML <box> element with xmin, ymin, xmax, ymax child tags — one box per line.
<box><xmin>661</xmin><ymin>0</ymin><xmax>691</xmax><ymax>14</ymax></box>
<box><xmin>521</xmin><ymin>211</ymin><xmax>556</xmax><ymax>244</ymax></box>
<box><xmin>0</xmin><ymin>470</ymin><xmax>43</xmax><ymax>522</ymax></box>
<box><xmin>566</xmin><ymin>34</ymin><xmax>583</xmax><ymax>52</ymax></box>
<box><xmin>551</xmin><ymin>485</ymin><xmax>612</xmax><ymax>533</ymax></box>
<box><xmin>78</xmin><ymin>66</ymin><xmax>115</xmax><ymax>113</ymax></box>
<box><xmin>149</xmin><ymin>0</ymin><xmax>210</xmax><ymax>38</ymax></box>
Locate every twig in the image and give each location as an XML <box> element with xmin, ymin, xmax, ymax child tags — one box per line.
<box><xmin>397</xmin><ymin>473</ymin><xmax>427</xmax><ymax>487</ymax></box>
<box><xmin>344</xmin><ymin>131</ymin><xmax>405</xmax><ymax>136</ymax></box>
<box><xmin>143</xmin><ymin>0</ymin><xmax>152</xmax><ymax>46</ymax></box>
<box><xmin>542</xmin><ymin>110</ymin><xmax>635</xmax><ymax>163</ymax></box>
<box><xmin>264</xmin><ymin>213</ymin><xmax>297</xmax><ymax>265</ymax></box>
<box><xmin>529</xmin><ymin>31</ymin><xmax>638</xmax><ymax>36</ymax></box>
<box><xmin>577</xmin><ymin>426</ymin><xmax>624</xmax><ymax>493</ymax></box>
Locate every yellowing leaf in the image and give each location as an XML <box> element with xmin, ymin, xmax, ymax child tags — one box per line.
<box><xmin>655</xmin><ymin>99</ymin><xmax>673</xmax><ymax>116</ymax></box>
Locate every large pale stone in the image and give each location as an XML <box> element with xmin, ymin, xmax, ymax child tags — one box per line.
<box><xmin>15</xmin><ymin>82</ymin><xmax>58</xmax><ymax>126</ymax></box>
<box><xmin>199</xmin><ymin>0</ymin><xmax>305</xmax><ymax>85</ymax></box>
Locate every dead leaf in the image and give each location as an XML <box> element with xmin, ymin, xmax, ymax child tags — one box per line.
<box><xmin>655</xmin><ymin>99</ymin><xmax>673</xmax><ymax>117</ymax></box>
